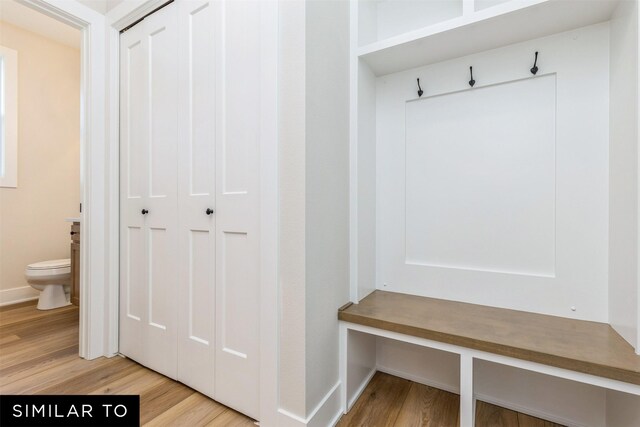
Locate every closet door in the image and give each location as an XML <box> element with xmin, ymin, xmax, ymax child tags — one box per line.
<box><xmin>176</xmin><ymin>0</ymin><xmax>217</xmax><ymax>397</ymax></box>
<box><xmin>214</xmin><ymin>0</ymin><xmax>261</xmax><ymax>418</ymax></box>
<box><xmin>119</xmin><ymin>2</ymin><xmax>179</xmax><ymax>380</ymax></box>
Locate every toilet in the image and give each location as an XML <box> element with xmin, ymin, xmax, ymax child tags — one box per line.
<box><xmin>25</xmin><ymin>259</ymin><xmax>71</xmax><ymax>310</ymax></box>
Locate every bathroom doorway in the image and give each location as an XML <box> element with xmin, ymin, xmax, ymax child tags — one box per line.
<box><xmin>0</xmin><ymin>0</ymin><xmax>109</xmax><ymax>360</ymax></box>
<box><xmin>0</xmin><ymin>1</ymin><xmax>81</xmax><ymax>308</ymax></box>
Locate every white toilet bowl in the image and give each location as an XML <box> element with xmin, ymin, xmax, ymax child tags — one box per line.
<box><xmin>25</xmin><ymin>259</ymin><xmax>71</xmax><ymax>310</ymax></box>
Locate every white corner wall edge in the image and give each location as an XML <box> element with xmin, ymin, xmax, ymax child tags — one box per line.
<box><xmin>0</xmin><ymin>286</ymin><xmax>38</xmax><ymax>306</ymax></box>
<box><xmin>277</xmin><ymin>382</ymin><xmax>343</xmax><ymax>427</ymax></box>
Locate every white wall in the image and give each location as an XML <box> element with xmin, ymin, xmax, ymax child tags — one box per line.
<box><xmin>375</xmin><ymin>23</ymin><xmax>610</xmax><ymax>322</ymax></box>
<box><xmin>305</xmin><ymin>0</ymin><xmax>350</xmax><ymax>418</ymax></box>
<box><xmin>356</xmin><ymin>60</ymin><xmax>377</xmax><ymax>301</ymax></box>
<box><xmin>278</xmin><ymin>0</ymin><xmax>308</xmax><ymax>418</ymax></box>
<box><xmin>277</xmin><ymin>0</ymin><xmax>350</xmax><ymax>424</ymax></box>
<box><xmin>0</xmin><ymin>22</ymin><xmax>80</xmax><ymax>304</ymax></box>
<box><xmin>606</xmin><ymin>389</ymin><xmax>640</xmax><ymax>427</ymax></box>
<box><xmin>609</xmin><ymin>0</ymin><xmax>639</xmax><ymax>351</ymax></box>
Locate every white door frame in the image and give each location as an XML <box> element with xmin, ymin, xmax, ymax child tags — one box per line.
<box><xmin>17</xmin><ymin>0</ymin><xmax>109</xmax><ymax>360</ymax></box>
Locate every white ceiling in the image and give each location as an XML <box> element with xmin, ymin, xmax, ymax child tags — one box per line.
<box><xmin>0</xmin><ymin>0</ymin><xmax>81</xmax><ymax>49</ymax></box>
<box><xmin>77</xmin><ymin>0</ymin><xmax>125</xmax><ymax>15</ymax></box>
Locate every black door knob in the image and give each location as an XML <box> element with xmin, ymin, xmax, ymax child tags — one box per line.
<box><xmin>206</xmin><ymin>208</ymin><xmax>214</xmax><ymax>215</ymax></box>
<box><xmin>141</xmin><ymin>209</ymin><xmax>149</xmax><ymax>215</ymax></box>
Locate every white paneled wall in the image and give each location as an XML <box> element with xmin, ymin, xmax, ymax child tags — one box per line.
<box><xmin>404</xmin><ymin>75</ymin><xmax>556</xmax><ymax>277</ymax></box>
<box><xmin>376</xmin><ymin>23</ymin><xmax>610</xmax><ymax>322</ymax></box>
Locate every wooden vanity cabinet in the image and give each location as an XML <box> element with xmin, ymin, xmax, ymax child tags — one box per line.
<box><xmin>70</xmin><ymin>222</ymin><xmax>80</xmax><ymax>306</ymax></box>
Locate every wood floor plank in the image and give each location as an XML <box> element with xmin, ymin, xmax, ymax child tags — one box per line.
<box><xmin>0</xmin><ymin>324</ymin><xmax>78</xmax><ymax>357</ymax></box>
<box><xmin>0</xmin><ymin>309</ymin><xmax>79</xmax><ymax>339</ymax></box>
<box><xmin>88</xmin><ymin>362</ymin><xmax>166</xmax><ymax>395</ymax></box>
<box><xmin>337</xmin><ymin>372</ymin><xmax>412</xmax><ymax>427</ymax></box>
<box><xmin>205</xmin><ymin>409</ymin><xmax>257</xmax><ymax>426</ymax></box>
<box><xmin>34</xmin><ymin>357</ymin><xmax>139</xmax><ymax>395</ymax></box>
<box><xmin>0</xmin><ymin>300</ymin><xmax>37</xmax><ymax>312</ymax></box>
<box><xmin>0</xmin><ymin>304</ymin><xmax>76</xmax><ymax>327</ymax></box>
<box><xmin>0</xmin><ymin>353</ymin><xmax>114</xmax><ymax>394</ymax></box>
<box><xmin>0</xmin><ymin>327</ymin><xmax>79</xmax><ymax>367</ymax></box>
<box><xmin>475</xmin><ymin>401</ymin><xmax>519</xmax><ymax>427</ymax></box>
<box><xmin>394</xmin><ymin>382</ymin><xmax>460</xmax><ymax>427</ymax></box>
<box><xmin>0</xmin><ymin>334</ymin><xmax>20</xmax><ymax>345</ymax></box>
<box><xmin>518</xmin><ymin>412</ymin><xmax>563</xmax><ymax>427</ymax></box>
<box><xmin>144</xmin><ymin>392</ymin><xmax>227</xmax><ymax>426</ymax></box>
<box><xmin>0</xmin><ymin>344</ymin><xmax>79</xmax><ymax>386</ymax></box>
<box><xmin>139</xmin><ymin>378</ymin><xmax>196</xmax><ymax>424</ymax></box>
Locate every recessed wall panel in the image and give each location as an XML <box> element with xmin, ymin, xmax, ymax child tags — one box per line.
<box><xmin>189</xmin><ymin>229</ymin><xmax>213</xmax><ymax>344</ymax></box>
<box><xmin>149</xmin><ymin>26</ymin><xmax>177</xmax><ymax>198</ymax></box>
<box><xmin>126</xmin><ymin>41</ymin><xmax>144</xmax><ymax>199</ymax></box>
<box><xmin>149</xmin><ymin>228</ymin><xmax>171</xmax><ymax>329</ymax></box>
<box><xmin>222</xmin><ymin>1</ymin><xmax>259</xmax><ymax>194</ymax></box>
<box><xmin>405</xmin><ymin>75</ymin><xmax>556</xmax><ymax>276</ymax></box>
<box><xmin>189</xmin><ymin>4</ymin><xmax>215</xmax><ymax>196</ymax></box>
<box><xmin>221</xmin><ymin>231</ymin><xmax>250</xmax><ymax>356</ymax></box>
<box><xmin>126</xmin><ymin>226</ymin><xmax>144</xmax><ymax>321</ymax></box>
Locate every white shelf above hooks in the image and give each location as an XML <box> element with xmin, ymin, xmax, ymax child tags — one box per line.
<box><xmin>357</xmin><ymin>0</ymin><xmax>618</xmax><ymax>76</ymax></box>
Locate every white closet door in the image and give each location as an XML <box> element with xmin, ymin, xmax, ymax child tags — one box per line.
<box><xmin>177</xmin><ymin>0</ymin><xmax>217</xmax><ymax>397</ymax></box>
<box><xmin>119</xmin><ymin>2</ymin><xmax>179</xmax><ymax>380</ymax></box>
<box><xmin>214</xmin><ymin>0</ymin><xmax>261</xmax><ymax>418</ymax></box>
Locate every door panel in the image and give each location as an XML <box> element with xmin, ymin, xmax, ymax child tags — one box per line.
<box><xmin>120</xmin><ymin>0</ymin><xmax>260</xmax><ymax>415</ymax></box>
<box><xmin>120</xmin><ymin>1</ymin><xmax>178</xmax><ymax>380</ymax></box>
<box><xmin>214</xmin><ymin>0</ymin><xmax>261</xmax><ymax>418</ymax></box>
<box><xmin>120</xmin><ymin>20</ymin><xmax>147</xmax><ymax>366</ymax></box>
<box><xmin>177</xmin><ymin>0</ymin><xmax>217</xmax><ymax>397</ymax></box>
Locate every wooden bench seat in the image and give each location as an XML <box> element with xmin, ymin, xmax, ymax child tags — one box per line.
<box><xmin>339</xmin><ymin>290</ymin><xmax>640</xmax><ymax>386</ymax></box>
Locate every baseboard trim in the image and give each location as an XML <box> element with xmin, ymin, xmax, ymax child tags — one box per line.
<box><xmin>277</xmin><ymin>381</ymin><xmax>343</xmax><ymax>427</ymax></box>
<box><xmin>0</xmin><ymin>286</ymin><xmax>38</xmax><ymax>307</ymax></box>
<box><xmin>376</xmin><ymin>365</ymin><xmax>459</xmax><ymax>395</ymax></box>
<box><xmin>307</xmin><ymin>381</ymin><xmax>342</xmax><ymax>427</ymax></box>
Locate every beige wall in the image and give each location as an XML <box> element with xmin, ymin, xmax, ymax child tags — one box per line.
<box><xmin>0</xmin><ymin>22</ymin><xmax>80</xmax><ymax>300</ymax></box>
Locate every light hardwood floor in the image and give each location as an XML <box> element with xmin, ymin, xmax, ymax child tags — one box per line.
<box><xmin>336</xmin><ymin>372</ymin><xmax>565</xmax><ymax>427</ymax></box>
<box><xmin>0</xmin><ymin>301</ymin><xmax>255</xmax><ymax>426</ymax></box>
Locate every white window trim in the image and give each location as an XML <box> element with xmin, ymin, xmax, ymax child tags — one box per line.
<box><xmin>0</xmin><ymin>45</ymin><xmax>18</xmax><ymax>188</ymax></box>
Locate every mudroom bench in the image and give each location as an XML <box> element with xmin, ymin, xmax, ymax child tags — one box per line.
<box><xmin>338</xmin><ymin>291</ymin><xmax>640</xmax><ymax>427</ymax></box>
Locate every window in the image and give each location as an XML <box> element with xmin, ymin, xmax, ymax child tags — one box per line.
<box><xmin>0</xmin><ymin>45</ymin><xmax>17</xmax><ymax>188</ymax></box>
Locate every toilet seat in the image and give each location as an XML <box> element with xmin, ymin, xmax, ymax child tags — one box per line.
<box><xmin>27</xmin><ymin>259</ymin><xmax>71</xmax><ymax>270</ymax></box>
<box><xmin>25</xmin><ymin>259</ymin><xmax>71</xmax><ymax>282</ymax></box>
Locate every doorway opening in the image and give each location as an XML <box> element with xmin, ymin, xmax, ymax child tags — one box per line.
<box><xmin>0</xmin><ymin>2</ymin><xmax>81</xmax><ymax>316</ymax></box>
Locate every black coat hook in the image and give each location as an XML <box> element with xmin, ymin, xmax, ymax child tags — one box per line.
<box><xmin>469</xmin><ymin>66</ymin><xmax>475</xmax><ymax>87</ymax></box>
<box><xmin>417</xmin><ymin>78</ymin><xmax>424</xmax><ymax>97</ymax></box>
<box><xmin>530</xmin><ymin>51</ymin><xmax>539</xmax><ymax>75</ymax></box>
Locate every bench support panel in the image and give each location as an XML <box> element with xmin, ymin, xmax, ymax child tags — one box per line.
<box><xmin>339</xmin><ymin>321</ymin><xmax>640</xmax><ymax>427</ymax></box>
